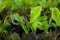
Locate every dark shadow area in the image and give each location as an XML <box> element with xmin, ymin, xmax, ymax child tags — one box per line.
<box><xmin>0</xmin><ymin>37</ymin><xmax>4</xmax><ymax>40</ymax></box>
<box><xmin>36</xmin><ymin>29</ymin><xmax>44</xmax><ymax>34</ymax></box>
<box><xmin>56</xmin><ymin>35</ymin><xmax>60</xmax><ymax>40</ymax></box>
<box><xmin>57</xmin><ymin>3</ymin><xmax>60</xmax><ymax>10</ymax></box>
<box><xmin>48</xmin><ymin>27</ymin><xmax>55</xmax><ymax>32</ymax></box>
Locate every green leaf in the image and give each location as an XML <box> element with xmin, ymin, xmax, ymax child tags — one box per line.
<box><xmin>39</xmin><ymin>16</ymin><xmax>47</xmax><ymax>22</ymax></box>
<box><xmin>30</xmin><ymin>6</ymin><xmax>42</xmax><ymax>23</ymax></box>
<box><xmin>0</xmin><ymin>25</ymin><xmax>4</xmax><ymax>33</ymax></box>
<box><xmin>37</xmin><ymin>21</ymin><xmax>49</xmax><ymax>34</ymax></box>
<box><xmin>3</xmin><ymin>16</ymin><xmax>10</xmax><ymax>27</ymax></box>
<box><xmin>51</xmin><ymin>8</ymin><xmax>60</xmax><ymax>26</ymax></box>
<box><xmin>30</xmin><ymin>6</ymin><xmax>42</xmax><ymax>30</ymax></box>
<box><xmin>37</xmin><ymin>22</ymin><xmax>44</xmax><ymax>30</ymax></box>
<box><xmin>0</xmin><ymin>25</ymin><xmax>7</xmax><ymax>33</ymax></box>
<box><xmin>31</xmin><ymin>20</ymin><xmax>38</xmax><ymax>30</ymax></box>
<box><xmin>10</xmin><ymin>13</ymin><xmax>29</xmax><ymax>34</ymax></box>
<box><xmin>0</xmin><ymin>15</ymin><xmax>10</xmax><ymax>33</ymax></box>
<box><xmin>0</xmin><ymin>1</ymin><xmax>7</xmax><ymax>12</ymax></box>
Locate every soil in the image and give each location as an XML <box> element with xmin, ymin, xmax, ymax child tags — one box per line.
<box><xmin>0</xmin><ymin>27</ymin><xmax>60</xmax><ymax>40</ymax></box>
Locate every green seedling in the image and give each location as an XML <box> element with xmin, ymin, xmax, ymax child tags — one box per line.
<box><xmin>10</xmin><ymin>13</ymin><xmax>29</xmax><ymax>34</ymax></box>
<box><xmin>30</xmin><ymin>6</ymin><xmax>49</xmax><ymax>34</ymax></box>
<box><xmin>10</xmin><ymin>6</ymin><xmax>49</xmax><ymax>34</ymax></box>
<box><xmin>10</xmin><ymin>6</ymin><xmax>42</xmax><ymax>34</ymax></box>
<box><xmin>51</xmin><ymin>7</ymin><xmax>60</xmax><ymax>26</ymax></box>
<box><xmin>0</xmin><ymin>16</ymin><xmax>10</xmax><ymax>33</ymax></box>
<box><xmin>30</xmin><ymin>6</ymin><xmax>42</xmax><ymax>31</ymax></box>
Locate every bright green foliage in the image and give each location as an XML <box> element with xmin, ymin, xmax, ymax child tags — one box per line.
<box><xmin>38</xmin><ymin>21</ymin><xmax>49</xmax><ymax>34</ymax></box>
<box><xmin>0</xmin><ymin>0</ymin><xmax>7</xmax><ymax>12</ymax></box>
<box><xmin>37</xmin><ymin>16</ymin><xmax>49</xmax><ymax>34</ymax></box>
<box><xmin>30</xmin><ymin>6</ymin><xmax>42</xmax><ymax>23</ymax></box>
<box><xmin>37</xmin><ymin>16</ymin><xmax>48</xmax><ymax>30</ymax></box>
<box><xmin>51</xmin><ymin>8</ymin><xmax>60</xmax><ymax>26</ymax></box>
<box><xmin>0</xmin><ymin>0</ymin><xmax>60</xmax><ymax>12</ymax></box>
<box><xmin>30</xmin><ymin>6</ymin><xmax>42</xmax><ymax>30</ymax></box>
<box><xmin>30</xmin><ymin>6</ymin><xmax>49</xmax><ymax>33</ymax></box>
<box><xmin>39</xmin><ymin>16</ymin><xmax>47</xmax><ymax>22</ymax></box>
<box><xmin>39</xmin><ymin>0</ymin><xmax>59</xmax><ymax>7</ymax></box>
